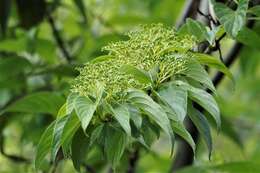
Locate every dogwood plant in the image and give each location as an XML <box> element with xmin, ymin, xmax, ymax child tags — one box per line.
<box><xmin>35</xmin><ymin>24</ymin><xmax>232</xmax><ymax>172</ymax></box>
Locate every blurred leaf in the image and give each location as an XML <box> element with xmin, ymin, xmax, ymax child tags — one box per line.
<box><xmin>4</xmin><ymin>92</ymin><xmax>65</xmax><ymax>115</ymax></box>
<box><xmin>212</xmin><ymin>161</ymin><xmax>260</xmax><ymax>173</ymax></box>
<box><xmin>220</xmin><ymin>116</ymin><xmax>243</xmax><ymax>148</ymax></box>
<box><xmin>248</xmin><ymin>5</ymin><xmax>260</xmax><ymax>17</ymax></box>
<box><xmin>236</xmin><ymin>27</ymin><xmax>260</xmax><ymax>49</ymax></box>
<box><xmin>0</xmin><ymin>37</ymin><xmax>27</xmax><ymax>52</ymax></box>
<box><xmin>0</xmin><ymin>56</ymin><xmax>32</xmax><ymax>80</ymax></box>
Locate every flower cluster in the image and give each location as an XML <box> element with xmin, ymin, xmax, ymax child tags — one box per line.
<box><xmin>71</xmin><ymin>24</ymin><xmax>196</xmax><ymax>98</ymax></box>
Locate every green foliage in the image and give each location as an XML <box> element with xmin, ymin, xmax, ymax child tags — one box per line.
<box><xmin>211</xmin><ymin>0</ymin><xmax>249</xmax><ymax>37</ymax></box>
<box><xmin>1</xmin><ymin>0</ymin><xmax>260</xmax><ymax>173</ymax></box>
<box><xmin>34</xmin><ymin>24</ymin><xmax>230</xmax><ymax>171</ymax></box>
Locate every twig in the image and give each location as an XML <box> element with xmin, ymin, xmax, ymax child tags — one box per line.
<box><xmin>176</xmin><ymin>0</ymin><xmax>201</xmax><ymax>28</ymax></box>
<box><xmin>83</xmin><ymin>163</ymin><xmax>96</xmax><ymax>173</ymax></box>
<box><xmin>46</xmin><ymin>13</ymin><xmax>73</xmax><ymax>63</ymax></box>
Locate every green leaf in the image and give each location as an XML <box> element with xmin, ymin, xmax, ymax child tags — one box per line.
<box><xmin>61</xmin><ymin>113</ymin><xmax>81</xmax><ymax>158</ymax></box>
<box><xmin>51</xmin><ymin>115</ymin><xmax>70</xmax><ymax>161</ymax></box>
<box><xmin>128</xmin><ymin>105</ymin><xmax>142</xmax><ymax>129</ymax></box>
<box><xmin>127</xmin><ymin>89</ymin><xmax>174</xmax><ymax>151</ymax></box>
<box><xmin>173</xmin><ymin>80</ymin><xmax>220</xmax><ymax>129</ymax></box>
<box><xmin>0</xmin><ymin>57</ymin><xmax>31</xmax><ymax>80</ymax></box>
<box><xmin>248</xmin><ymin>5</ymin><xmax>260</xmax><ymax>17</ymax></box>
<box><xmin>221</xmin><ymin>116</ymin><xmax>243</xmax><ymax>148</ymax></box>
<box><xmin>172</xmin><ymin>121</ymin><xmax>195</xmax><ymax>153</ymax></box>
<box><xmin>105</xmin><ymin>126</ymin><xmax>127</xmax><ymax>169</ymax></box>
<box><xmin>212</xmin><ymin>161</ymin><xmax>260</xmax><ymax>173</ymax></box>
<box><xmin>91</xmin><ymin>55</ymin><xmax>114</xmax><ymax>63</ymax></box>
<box><xmin>193</xmin><ymin>53</ymin><xmax>234</xmax><ymax>81</ymax></box>
<box><xmin>157</xmin><ymin>83</ymin><xmax>188</xmax><ymax>122</ymax></box>
<box><xmin>188</xmin><ymin>86</ymin><xmax>220</xmax><ymax>130</ymax></box>
<box><xmin>35</xmin><ymin>122</ymin><xmax>55</xmax><ymax>170</ymax></box>
<box><xmin>74</xmin><ymin>95</ymin><xmax>97</xmax><ymax>131</ymax></box>
<box><xmin>66</xmin><ymin>92</ymin><xmax>79</xmax><ymax>115</ymax></box>
<box><xmin>120</xmin><ymin>65</ymin><xmax>153</xmax><ymax>85</ymax></box>
<box><xmin>89</xmin><ymin>124</ymin><xmax>104</xmax><ymax>146</ymax></box>
<box><xmin>71</xmin><ymin>129</ymin><xmax>89</xmax><ymax>171</ymax></box>
<box><xmin>185</xmin><ymin>18</ymin><xmax>208</xmax><ymax>42</ymax></box>
<box><xmin>181</xmin><ymin>58</ymin><xmax>216</xmax><ymax>92</ymax></box>
<box><xmin>4</xmin><ymin>92</ymin><xmax>65</xmax><ymax>115</ymax></box>
<box><xmin>212</xmin><ymin>0</ymin><xmax>249</xmax><ymax>37</ymax></box>
<box><xmin>236</xmin><ymin>27</ymin><xmax>260</xmax><ymax>49</ymax></box>
<box><xmin>188</xmin><ymin>103</ymin><xmax>212</xmax><ymax>158</ymax></box>
<box><xmin>109</xmin><ymin>103</ymin><xmax>131</xmax><ymax>136</ymax></box>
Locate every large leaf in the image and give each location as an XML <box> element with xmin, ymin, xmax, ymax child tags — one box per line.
<box><xmin>4</xmin><ymin>92</ymin><xmax>65</xmax><ymax>115</ymax></box>
<box><xmin>61</xmin><ymin>113</ymin><xmax>81</xmax><ymax>158</ymax></box>
<box><xmin>174</xmin><ymin>80</ymin><xmax>220</xmax><ymax>129</ymax></box>
<box><xmin>74</xmin><ymin>95</ymin><xmax>97</xmax><ymax>131</ymax></box>
<box><xmin>181</xmin><ymin>59</ymin><xmax>216</xmax><ymax>92</ymax></box>
<box><xmin>71</xmin><ymin>129</ymin><xmax>89</xmax><ymax>171</ymax></box>
<box><xmin>104</xmin><ymin>126</ymin><xmax>128</xmax><ymax>169</ymax></box>
<box><xmin>35</xmin><ymin>122</ymin><xmax>55</xmax><ymax>170</ymax></box>
<box><xmin>127</xmin><ymin>89</ymin><xmax>174</xmax><ymax>151</ymax></box>
<box><xmin>172</xmin><ymin>121</ymin><xmax>195</xmax><ymax>153</ymax></box>
<box><xmin>128</xmin><ymin>105</ymin><xmax>142</xmax><ymax>129</ymax></box>
<box><xmin>187</xmin><ymin>103</ymin><xmax>212</xmax><ymax>158</ymax></box>
<box><xmin>109</xmin><ymin>103</ymin><xmax>131</xmax><ymax>136</ymax></box>
<box><xmin>157</xmin><ymin>83</ymin><xmax>188</xmax><ymax>122</ymax></box>
<box><xmin>193</xmin><ymin>53</ymin><xmax>234</xmax><ymax>81</ymax></box>
<box><xmin>51</xmin><ymin>115</ymin><xmax>70</xmax><ymax>161</ymax></box>
<box><xmin>212</xmin><ymin>0</ymin><xmax>249</xmax><ymax>37</ymax></box>
<box><xmin>66</xmin><ymin>92</ymin><xmax>79</xmax><ymax>115</ymax></box>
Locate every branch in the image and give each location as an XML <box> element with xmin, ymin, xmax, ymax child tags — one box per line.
<box><xmin>176</xmin><ymin>0</ymin><xmax>201</xmax><ymax>28</ymax></box>
<box><xmin>46</xmin><ymin>13</ymin><xmax>73</xmax><ymax>63</ymax></box>
<box><xmin>0</xmin><ymin>134</ymin><xmax>30</xmax><ymax>163</ymax></box>
<box><xmin>127</xmin><ymin>148</ymin><xmax>140</xmax><ymax>173</ymax></box>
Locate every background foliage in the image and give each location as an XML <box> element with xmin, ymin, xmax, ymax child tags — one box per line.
<box><xmin>0</xmin><ymin>0</ymin><xmax>260</xmax><ymax>173</ymax></box>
